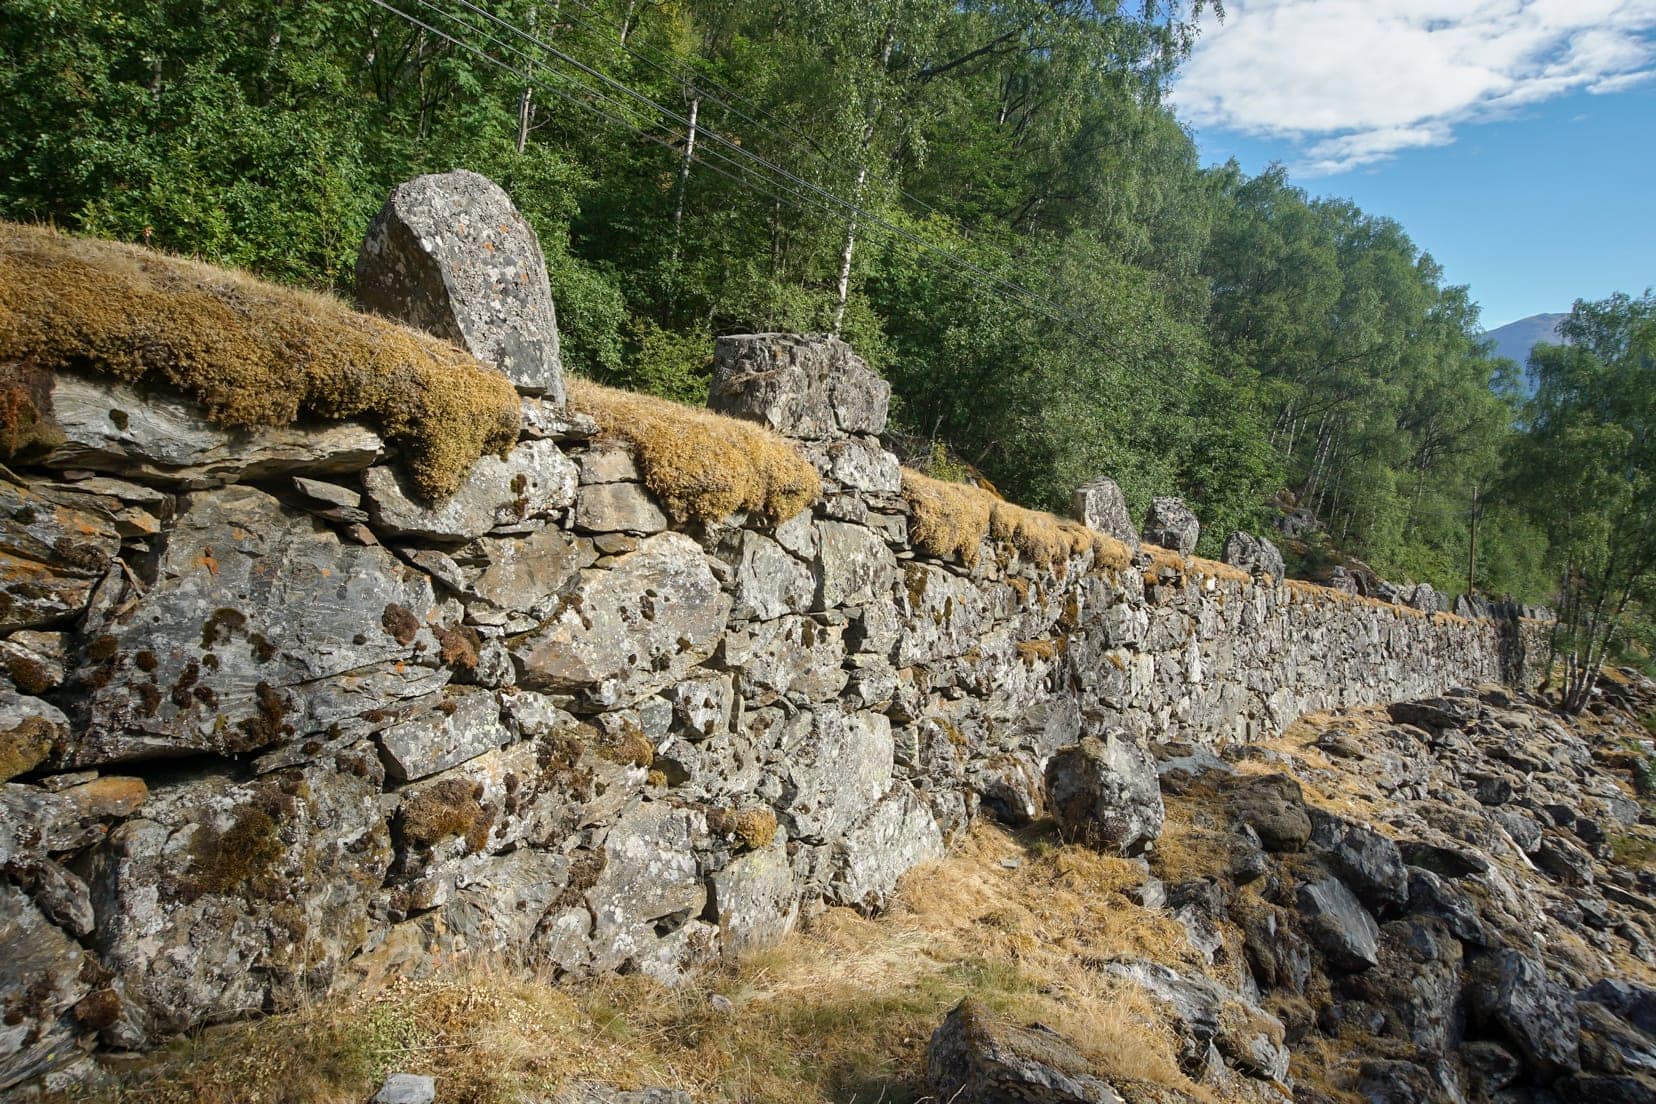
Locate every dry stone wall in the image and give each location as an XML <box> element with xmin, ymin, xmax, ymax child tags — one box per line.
<box><xmin>0</xmin><ymin>255</ymin><xmax>1549</xmax><ymax>1091</ymax></box>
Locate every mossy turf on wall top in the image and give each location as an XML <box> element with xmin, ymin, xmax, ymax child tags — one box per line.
<box><xmin>0</xmin><ymin>222</ymin><xmax>520</xmax><ymax>500</ymax></box>
<box><xmin>567</xmin><ymin>377</ymin><xmax>821</xmax><ymax>525</ymax></box>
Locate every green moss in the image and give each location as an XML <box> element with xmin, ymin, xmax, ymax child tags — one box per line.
<box><xmin>1609</xmin><ymin>832</ymin><xmax>1656</xmax><ymax>871</ymax></box>
<box><xmin>0</xmin><ymin>222</ymin><xmax>519</xmax><ymax>500</ymax></box>
<box><xmin>185</xmin><ymin>806</ymin><xmax>285</xmax><ymax>899</ymax></box>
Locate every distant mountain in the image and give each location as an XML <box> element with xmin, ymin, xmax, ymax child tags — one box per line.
<box><xmin>1483</xmin><ymin>313</ymin><xmax>1569</xmax><ymax>394</ymax></box>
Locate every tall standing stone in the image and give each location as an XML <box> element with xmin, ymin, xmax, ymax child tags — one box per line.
<box><xmin>1072</xmin><ymin>476</ymin><xmax>1138</xmax><ymax>550</ymax></box>
<box><xmin>709</xmin><ymin>334</ymin><xmax>899</xmax><ymax>494</ymax></box>
<box><xmin>708</xmin><ymin>334</ymin><xmax>889</xmax><ymax>438</ymax></box>
<box><xmin>356</xmin><ymin>169</ymin><xmax>564</xmax><ymax>402</ymax></box>
<box><xmin>1142</xmin><ymin>496</ymin><xmax>1200</xmax><ymax>555</ymax></box>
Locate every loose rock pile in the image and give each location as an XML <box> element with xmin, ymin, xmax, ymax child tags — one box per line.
<box><xmin>928</xmin><ymin>678</ymin><xmax>1656</xmax><ymax>1104</ymax></box>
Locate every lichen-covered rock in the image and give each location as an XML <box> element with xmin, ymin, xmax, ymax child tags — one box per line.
<box><xmin>357</xmin><ymin>169</ymin><xmax>564</xmax><ymax>400</ymax></box>
<box><xmin>764</xmin><ymin>707</ymin><xmax>893</xmax><ymax>844</ymax></box>
<box><xmin>708</xmin><ymin>839</ymin><xmax>799</xmax><ymax>953</ymax></box>
<box><xmin>572</xmin><ymin>481</ymin><xmax>668</xmax><ymax>534</ymax></box>
<box><xmin>799</xmin><ymin>436</ymin><xmax>902</xmax><ymax>494</ymax></box>
<box><xmin>1142</xmin><ymin>496</ymin><xmax>1200</xmax><ymax>554</ymax></box>
<box><xmin>708</xmin><ymin>334</ymin><xmax>889</xmax><ymax>439</ymax></box>
<box><xmin>66</xmin><ymin>486</ymin><xmax>448</xmax><ymax>767</ymax></box>
<box><xmin>1072</xmin><ymin>476</ymin><xmax>1138</xmax><ymax>549</ymax></box>
<box><xmin>0</xmin><ymin>475</ymin><xmax>121</xmax><ymax>633</ymax></box>
<box><xmin>715</xmin><ymin>529</ymin><xmax>814</xmax><ymax>621</ymax></box>
<box><xmin>1222</xmin><ymin>531</ymin><xmax>1285</xmax><ymax>582</ymax></box>
<box><xmin>827</xmin><ymin>781</ymin><xmax>943</xmax><ymax>911</ymax></box>
<box><xmin>82</xmin><ymin>747</ymin><xmax>390</xmax><ymax>1047</ymax></box>
<box><xmin>516</xmin><ymin>532</ymin><xmax>731</xmax><ymax>708</ymax></box>
<box><xmin>927</xmin><ymin>998</ymin><xmax>1124</xmax><ymax>1104</ymax></box>
<box><xmin>584</xmin><ymin>802</ymin><xmax>714</xmax><ymax>980</ymax></box>
<box><xmin>378</xmin><ymin>689</ymin><xmax>508</xmax><ymax>781</ymax></box>
<box><xmin>0</xmin><ymin>691</ymin><xmax>68</xmax><ymax>782</ymax></box>
<box><xmin>0</xmin><ymin>883</ymin><xmax>95</xmax><ymax>1092</ymax></box>
<box><xmin>34</xmin><ymin>373</ymin><xmax>384</xmax><ymax>488</ymax></box>
<box><xmin>1044</xmin><ymin>730</ymin><xmax>1163</xmax><ymax>856</ymax></box>
<box><xmin>814</xmin><ymin>520</ymin><xmax>896</xmax><ymax>611</ymax></box>
<box><xmin>362</xmin><ymin>439</ymin><xmax>576</xmax><ymax>542</ymax></box>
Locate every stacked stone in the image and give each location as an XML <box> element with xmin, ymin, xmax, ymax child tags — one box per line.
<box><xmin>0</xmin><ymin>171</ymin><xmax>1552</xmax><ymax>1093</ymax></box>
<box><xmin>708</xmin><ymin>333</ymin><xmax>901</xmax><ymax>503</ymax></box>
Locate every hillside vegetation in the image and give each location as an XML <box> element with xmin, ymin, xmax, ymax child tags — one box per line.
<box><xmin>0</xmin><ymin>0</ymin><xmax>1650</xmax><ymax>675</ymax></box>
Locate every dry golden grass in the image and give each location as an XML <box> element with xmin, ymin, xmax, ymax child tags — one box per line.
<box><xmin>900</xmin><ymin>468</ymin><xmax>996</xmax><ymax>565</ymax></box>
<box><xmin>0</xmin><ymin>222</ymin><xmax>520</xmax><ymax>500</ymax></box>
<box><xmin>901</xmin><ymin>469</ymin><xmax>1131</xmax><ymax>573</ymax></box>
<box><xmin>567</xmin><ymin>378</ymin><xmax>820</xmax><ymax>526</ymax></box>
<box><xmin>101</xmin><ymin>824</ymin><xmax>1220</xmax><ymax>1104</ymax></box>
<box><xmin>1138</xmin><ymin>544</ymin><xmax>1252</xmax><ymax>588</ymax></box>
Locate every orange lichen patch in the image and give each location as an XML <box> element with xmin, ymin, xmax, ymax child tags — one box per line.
<box><xmin>901</xmin><ymin>469</ymin><xmax>1130</xmax><ymax>573</ymax></box>
<box><xmin>0</xmin><ymin>221</ymin><xmax>520</xmax><ymax>500</ymax></box>
<box><xmin>567</xmin><ymin>378</ymin><xmax>820</xmax><ymax>526</ymax></box>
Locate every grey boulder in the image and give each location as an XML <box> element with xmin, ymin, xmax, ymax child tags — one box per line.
<box><xmin>1142</xmin><ymin>496</ymin><xmax>1199</xmax><ymax>554</ymax></box>
<box><xmin>708</xmin><ymin>334</ymin><xmax>889</xmax><ymax>439</ymax></box>
<box><xmin>1222</xmin><ymin>531</ymin><xmax>1285</xmax><ymax>581</ymax></box>
<box><xmin>1071</xmin><ymin>477</ymin><xmax>1138</xmax><ymax>550</ymax></box>
<box><xmin>1468</xmin><ymin>949</ymin><xmax>1582</xmax><ymax>1081</ymax></box>
<box><xmin>356</xmin><ymin>169</ymin><xmax>564</xmax><ymax>400</ymax></box>
<box><xmin>1297</xmin><ymin>875</ymin><xmax>1381</xmax><ymax>972</ymax></box>
<box><xmin>1044</xmin><ymin>730</ymin><xmax>1164</xmax><ymax>856</ymax></box>
<box><xmin>927</xmin><ymin>998</ymin><xmax>1123</xmax><ymax>1104</ymax></box>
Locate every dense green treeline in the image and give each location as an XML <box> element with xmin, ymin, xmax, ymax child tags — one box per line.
<box><xmin>0</xmin><ymin>0</ymin><xmax>1593</xmax><ymax>613</ymax></box>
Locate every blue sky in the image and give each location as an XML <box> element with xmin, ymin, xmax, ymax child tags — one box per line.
<box><xmin>1168</xmin><ymin>1</ymin><xmax>1656</xmax><ymax>330</ymax></box>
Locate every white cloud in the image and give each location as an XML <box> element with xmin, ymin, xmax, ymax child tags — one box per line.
<box><xmin>1170</xmin><ymin>0</ymin><xmax>1656</xmax><ymax>175</ymax></box>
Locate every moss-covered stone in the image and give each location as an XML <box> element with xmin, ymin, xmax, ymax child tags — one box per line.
<box><xmin>0</xmin><ymin>221</ymin><xmax>519</xmax><ymax>500</ymax></box>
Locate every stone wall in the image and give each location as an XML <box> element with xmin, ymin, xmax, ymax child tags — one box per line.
<box><xmin>0</xmin><ymin>334</ymin><xmax>1549</xmax><ymax>1086</ymax></box>
<box><xmin>0</xmin><ymin>235</ymin><xmax>1549</xmax><ymax>1091</ymax></box>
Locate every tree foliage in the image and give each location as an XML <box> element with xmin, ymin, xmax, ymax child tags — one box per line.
<box><xmin>1506</xmin><ymin>293</ymin><xmax>1656</xmax><ymax>711</ymax></box>
<box><xmin>0</xmin><ymin>0</ymin><xmax>1590</xmax><ymax>614</ymax></box>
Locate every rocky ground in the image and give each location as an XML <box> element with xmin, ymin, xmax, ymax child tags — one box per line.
<box><xmin>55</xmin><ymin>673</ymin><xmax>1655</xmax><ymax>1104</ymax></box>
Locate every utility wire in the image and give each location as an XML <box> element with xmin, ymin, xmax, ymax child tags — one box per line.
<box><xmin>365</xmin><ymin>0</ymin><xmax>1185</xmax><ymax>395</ymax></box>
<box><xmin>413</xmin><ymin>0</ymin><xmax>1136</xmax><ymax>352</ymax></box>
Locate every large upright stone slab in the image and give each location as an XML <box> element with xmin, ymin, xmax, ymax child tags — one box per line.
<box><xmin>708</xmin><ymin>334</ymin><xmax>889</xmax><ymax>439</ymax></box>
<box><xmin>1142</xmin><ymin>496</ymin><xmax>1199</xmax><ymax>555</ymax></box>
<box><xmin>1072</xmin><ymin>476</ymin><xmax>1138</xmax><ymax>550</ymax></box>
<box><xmin>356</xmin><ymin>169</ymin><xmax>564</xmax><ymax>401</ymax></box>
